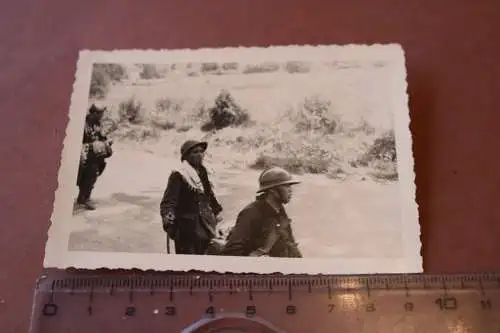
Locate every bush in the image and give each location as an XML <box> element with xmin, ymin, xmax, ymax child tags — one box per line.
<box><xmin>118</xmin><ymin>97</ymin><xmax>143</xmax><ymax>124</ymax></box>
<box><xmin>139</xmin><ymin>64</ymin><xmax>166</xmax><ymax>79</ymax></box>
<box><xmin>250</xmin><ymin>134</ymin><xmax>336</xmax><ymax>175</ymax></box>
<box><xmin>284</xmin><ymin>61</ymin><xmax>310</xmax><ymax>74</ymax></box>
<box><xmin>155</xmin><ymin>98</ymin><xmax>183</xmax><ymax>113</ymax></box>
<box><xmin>201</xmin><ymin>62</ymin><xmax>219</xmax><ymax>73</ymax></box>
<box><xmin>251</xmin><ymin>154</ymin><xmax>331</xmax><ymax>175</ymax></box>
<box><xmin>89</xmin><ymin>64</ymin><xmax>127</xmax><ymax>99</ymax></box>
<box><xmin>351</xmin><ymin>130</ymin><xmax>398</xmax><ymax>181</ymax></box>
<box><xmin>222</xmin><ymin>62</ymin><xmax>238</xmax><ymax>71</ymax></box>
<box><xmin>201</xmin><ymin>90</ymin><xmax>251</xmax><ymax>131</ymax></box>
<box><xmin>242</xmin><ymin>62</ymin><xmax>280</xmax><ymax>74</ymax></box>
<box><xmin>149</xmin><ymin>97</ymin><xmax>184</xmax><ymax>130</ymax></box>
<box><xmin>110</xmin><ymin>124</ymin><xmax>160</xmax><ymax>141</ymax></box>
<box><xmin>290</xmin><ymin>96</ymin><xmax>340</xmax><ymax>134</ymax></box>
<box><xmin>357</xmin><ymin>130</ymin><xmax>397</xmax><ymax>166</ymax></box>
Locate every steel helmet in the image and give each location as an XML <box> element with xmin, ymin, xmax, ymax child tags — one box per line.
<box><xmin>257</xmin><ymin>167</ymin><xmax>300</xmax><ymax>193</ymax></box>
<box><xmin>180</xmin><ymin>140</ymin><xmax>208</xmax><ymax>161</ymax></box>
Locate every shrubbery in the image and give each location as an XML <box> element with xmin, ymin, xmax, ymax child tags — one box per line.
<box><xmin>99</xmin><ymin>80</ymin><xmax>398</xmax><ymax>181</ymax></box>
<box><xmin>354</xmin><ymin>130</ymin><xmax>398</xmax><ymax>181</ymax></box>
<box><xmin>284</xmin><ymin>61</ymin><xmax>310</xmax><ymax>74</ymax></box>
<box><xmin>242</xmin><ymin>62</ymin><xmax>280</xmax><ymax>74</ymax></box>
<box><xmin>139</xmin><ymin>64</ymin><xmax>166</xmax><ymax>79</ymax></box>
<box><xmin>201</xmin><ymin>90</ymin><xmax>252</xmax><ymax>131</ymax></box>
<box><xmin>89</xmin><ymin>64</ymin><xmax>127</xmax><ymax>99</ymax></box>
<box><xmin>291</xmin><ymin>96</ymin><xmax>340</xmax><ymax>134</ymax></box>
<box><xmin>118</xmin><ymin>97</ymin><xmax>143</xmax><ymax>124</ymax></box>
<box><xmin>102</xmin><ymin>90</ymin><xmax>252</xmax><ymax>141</ymax></box>
<box><xmin>251</xmin><ymin>141</ymin><xmax>333</xmax><ymax>175</ymax></box>
<box><xmin>360</xmin><ymin>130</ymin><xmax>397</xmax><ymax>164</ymax></box>
<box><xmin>246</xmin><ymin>96</ymin><xmax>398</xmax><ymax>181</ymax></box>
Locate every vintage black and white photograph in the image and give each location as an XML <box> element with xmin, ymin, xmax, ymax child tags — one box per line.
<box><xmin>43</xmin><ymin>45</ymin><xmax>421</xmax><ymax>274</ymax></box>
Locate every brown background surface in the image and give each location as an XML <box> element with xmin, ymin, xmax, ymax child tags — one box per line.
<box><xmin>1</xmin><ymin>0</ymin><xmax>500</xmax><ymax>332</ymax></box>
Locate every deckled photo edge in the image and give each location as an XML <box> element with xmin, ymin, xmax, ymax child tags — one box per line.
<box><xmin>66</xmin><ymin>252</ymin><xmax>417</xmax><ymax>275</ymax></box>
<box><xmin>44</xmin><ymin>49</ymin><xmax>95</xmax><ymax>268</ymax></box>
<box><xmin>390</xmin><ymin>47</ymin><xmax>421</xmax><ymax>271</ymax></box>
<box><xmin>43</xmin><ymin>44</ymin><xmax>421</xmax><ymax>274</ymax></box>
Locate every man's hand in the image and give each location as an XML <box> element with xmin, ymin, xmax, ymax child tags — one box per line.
<box><xmin>162</xmin><ymin>211</ymin><xmax>176</xmax><ymax>235</ymax></box>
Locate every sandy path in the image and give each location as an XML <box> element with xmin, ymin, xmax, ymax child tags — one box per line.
<box><xmin>68</xmin><ymin>143</ymin><xmax>403</xmax><ymax>258</ymax></box>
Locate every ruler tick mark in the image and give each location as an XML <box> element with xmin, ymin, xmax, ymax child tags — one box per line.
<box><xmin>288</xmin><ymin>281</ymin><xmax>292</xmax><ymax>301</ymax></box>
<box><xmin>442</xmin><ymin>278</ymin><xmax>448</xmax><ymax>296</ymax></box>
<box><xmin>169</xmin><ymin>284</ymin><xmax>174</xmax><ymax>302</ymax></box>
<box><xmin>129</xmin><ymin>289</ymin><xmax>134</xmax><ymax>303</ymax></box>
<box><xmin>89</xmin><ymin>286</ymin><xmax>94</xmax><ymax>304</ymax></box>
<box><xmin>208</xmin><ymin>280</ymin><xmax>214</xmax><ymax>302</ymax></box>
<box><xmin>49</xmin><ymin>281</ymin><xmax>55</xmax><ymax>304</ymax></box>
<box><xmin>249</xmin><ymin>282</ymin><xmax>253</xmax><ymax>301</ymax></box>
<box><xmin>479</xmin><ymin>278</ymin><xmax>486</xmax><ymax>296</ymax></box>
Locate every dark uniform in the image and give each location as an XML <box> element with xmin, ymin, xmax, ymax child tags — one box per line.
<box><xmin>76</xmin><ymin>105</ymin><xmax>113</xmax><ymax>209</ymax></box>
<box><xmin>160</xmin><ymin>140</ymin><xmax>223</xmax><ymax>255</ymax></box>
<box><xmin>220</xmin><ymin>196</ymin><xmax>302</xmax><ymax>258</ymax></box>
<box><xmin>220</xmin><ymin>167</ymin><xmax>302</xmax><ymax>258</ymax></box>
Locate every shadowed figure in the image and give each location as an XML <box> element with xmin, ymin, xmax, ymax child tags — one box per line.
<box><xmin>75</xmin><ymin>104</ymin><xmax>113</xmax><ymax>211</ymax></box>
<box><xmin>160</xmin><ymin>140</ymin><xmax>223</xmax><ymax>255</ymax></box>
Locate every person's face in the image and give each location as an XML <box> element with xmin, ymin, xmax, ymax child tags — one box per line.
<box><xmin>272</xmin><ymin>184</ymin><xmax>293</xmax><ymax>204</ymax></box>
<box><xmin>91</xmin><ymin>111</ymin><xmax>104</xmax><ymax>122</ymax></box>
<box><xmin>187</xmin><ymin>146</ymin><xmax>205</xmax><ymax>166</ymax></box>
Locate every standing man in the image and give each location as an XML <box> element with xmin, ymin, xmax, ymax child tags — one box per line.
<box><xmin>75</xmin><ymin>104</ymin><xmax>113</xmax><ymax>211</ymax></box>
<box><xmin>160</xmin><ymin>140</ymin><xmax>223</xmax><ymax>255</ymax></box>
<box><xmin>220</xmin><ymin>166</ymin><xmax>302</xmax><ymax>258</ymax></box>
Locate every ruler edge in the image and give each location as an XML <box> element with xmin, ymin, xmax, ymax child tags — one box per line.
<box><xmin>29</xmin><ymin>271</ymin><xmax>500</xmax><ymax>333</ymax></box>
<box><xmin>32</xmin><ymin>271</ymin><xmax>500</xmax><ymax>293</ymax></box>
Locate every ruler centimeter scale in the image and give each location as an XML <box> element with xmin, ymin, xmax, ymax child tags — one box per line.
<box><xmin>29</xmin><ymin>272</ymin><xmax>500</xmax><ymax>333</ymax></box>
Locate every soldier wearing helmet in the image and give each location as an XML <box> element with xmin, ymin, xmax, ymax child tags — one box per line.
<box><xmin>75</xmin><ymin>103</ymin><xmax>113</xmax><ymax>211</ymax></box>
<box><xmin>220</xmin><ymin>166</ymin><xmax>302</xmax><ymax>258</ymax></box>
<box><xmin>160</xmin><ymin>140</ymin><xmax>223</xmax><ymax>255</ymax></box>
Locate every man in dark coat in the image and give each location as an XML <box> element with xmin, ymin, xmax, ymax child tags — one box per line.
<box><xmin>220</xmin><ymin>166</ymin><xmax>302</xmax><ymax>258</ymax></box>
<box><xmin>75</xmin><ymin>104</ymin><xmax>113</xmax><ymax>211</ymax></box>
<box><xmin>160</xmin><ymin>140</ymin><xmax>223</xmax><ymax>255</ymax></box>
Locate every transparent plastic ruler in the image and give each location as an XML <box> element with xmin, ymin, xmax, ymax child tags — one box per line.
<box><xmin>29</xmin><ymin>272</ymin><xmax>500</xmax><ymax>332</ymax></box>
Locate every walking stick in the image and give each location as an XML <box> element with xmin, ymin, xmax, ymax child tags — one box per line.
<box><xmin>166</xmin><ymin>234</ymin><xmax>171</xmax><ymax>254</ymax></box>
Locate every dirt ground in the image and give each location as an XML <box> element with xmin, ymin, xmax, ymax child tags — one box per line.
<box><xmin>68</xmin><ymin>142</ymin><xmax>404</xmax><ymax>258</ymax></box>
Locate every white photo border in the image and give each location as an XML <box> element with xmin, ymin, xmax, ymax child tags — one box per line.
<box><xmin>43</xmin><ymin>44</ymin><xmax>422</xmax><ymax>274</ymax></box>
